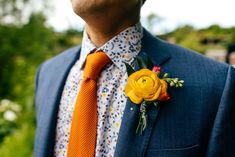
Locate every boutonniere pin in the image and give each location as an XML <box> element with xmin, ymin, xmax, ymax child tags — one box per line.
<box><xmin>124</xmin><ymin>56</ymin><xmax>184</xmax><ymax>134</ymax></box>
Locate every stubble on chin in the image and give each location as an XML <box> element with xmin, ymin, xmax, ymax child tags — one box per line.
<box><xmin>72</xmin><ymin>0</ymin><xmax>110</xmax><ymax>17</ymax></box>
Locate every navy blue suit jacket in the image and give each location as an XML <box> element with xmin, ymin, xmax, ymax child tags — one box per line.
<box><xmin>34</xmin><ymin>29</ymin><xmax>235</xmax><ymax>157</ymax></box>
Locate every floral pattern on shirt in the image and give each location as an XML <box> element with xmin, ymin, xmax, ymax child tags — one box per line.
<box><xmin>54</xmin><ymin>23</ymin><xmax>143</xmax><ymax>157</ymax></box>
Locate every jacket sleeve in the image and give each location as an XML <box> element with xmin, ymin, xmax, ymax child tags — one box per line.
<box><xmin>206</xmin><ymin>66</ymin><xmax>235</xmax><ymax>157</ymax></box>
<box><xmin>34</xmin><ymin>63</ymin><xmax>44</xmax><ymax>122</ymax></box>
<box><xmin>35</xmin><ymin>64</ymin><xmax>42</xmax><ymax>97</ymax></box>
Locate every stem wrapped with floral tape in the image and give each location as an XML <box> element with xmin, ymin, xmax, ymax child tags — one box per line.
<box><xmin>136</xmin><ymin>101</ymin><xmax>148</xmax><ymax>134</ymax></box>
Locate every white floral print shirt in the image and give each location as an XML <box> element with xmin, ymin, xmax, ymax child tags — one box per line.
<box><xmin>54</xmin><ymin>23</ymin><xmax>143</xmax><ymax>157</ymax></box>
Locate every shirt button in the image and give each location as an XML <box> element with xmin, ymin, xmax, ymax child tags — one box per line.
<box><xmin>130</xmin><ymin>107</ymin><xmax>134</xmax><ymax>111</ymax></box>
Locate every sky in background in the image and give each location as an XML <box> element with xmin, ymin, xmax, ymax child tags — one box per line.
<box><xmin>47</xmin><ymin>0</ymin><xmax>235</xmax><ymax>34</ymax></box>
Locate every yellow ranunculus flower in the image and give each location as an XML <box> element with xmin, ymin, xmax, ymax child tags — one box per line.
<box><xmin>124</xmin><ymin>69</ymin><xmax>162</xmax><ymax>104</ymax></box>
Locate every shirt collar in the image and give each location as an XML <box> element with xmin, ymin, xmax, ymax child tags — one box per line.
<box><xmin>78</xmin><ymin>22</ymin><xmax>143</xmax><ymax>72</ymax></box>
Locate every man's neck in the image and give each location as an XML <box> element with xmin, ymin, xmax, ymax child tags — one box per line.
<box><xmin>83</xmin><ymin>9</ymin><xmax>140</xmax><ymax>47</ymax></box>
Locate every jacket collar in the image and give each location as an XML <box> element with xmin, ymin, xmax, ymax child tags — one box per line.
<box><xmin>141</xmin><ymin>28</ymin><xmax>171</xmax><ymax>66</ymax></box>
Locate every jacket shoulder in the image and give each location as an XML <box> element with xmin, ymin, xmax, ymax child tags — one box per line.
<box><xmin>145</xmin><ymin>32</ymin><xmax>230</xmax><ymax>95</ymax></box>
<box><xmin>154</xmin><ymin>36</ymin><xmax>229</xmax><ymax>78</ymax></box>
<box><xmin>35</xmin><ymin>46</ymin><xmax>80</xmax><ymax>95</ymax></box>
<box><xmin>143</xmin><ymin>29</ymin><xmax>229</xmax><ymax>76</ymax></box>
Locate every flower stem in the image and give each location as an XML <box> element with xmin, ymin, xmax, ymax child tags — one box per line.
<box><xmin>136</xmin><ymin>101</ymin><xmax>148</xmax><ymax>134</ymax></box>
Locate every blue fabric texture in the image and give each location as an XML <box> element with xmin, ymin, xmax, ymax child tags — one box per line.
<box><xmin>34</xmin><ymin>29</ymin><xmax>235</xmax><ymax>157</ymax></box>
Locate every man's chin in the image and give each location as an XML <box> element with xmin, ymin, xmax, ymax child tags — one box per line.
<box><xmin>71</xmin><ymin>0</ymin><xmax>114</xmax><ymax>16</ymax></box>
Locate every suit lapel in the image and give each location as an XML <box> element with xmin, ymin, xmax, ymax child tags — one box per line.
<box><xmin>114</xmin><ymin>29</ymin><xmax>171</xmax><ymax>157</ymax></box>
<box><xmin>35</xmin><ymin>46</ymin><xmax>81</xmax><ymax>156</ymax></box>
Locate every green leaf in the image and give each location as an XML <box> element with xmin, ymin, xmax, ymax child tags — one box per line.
<box><xmin>153</xmin><ymin>102</ymin><xmax>158</xmax><ymax>107</ymax></box>
<box><xmin>136</xmin><ymin>56</ymin><xmax>147</xmax><ymax>69</ymax></box>
<box><xmin>123</xmin><ymin>62</ymin><xmax>135</xmax><ymax>76</ymax></box>
<box><xmin>163</xmin><ymin>73</ymin><xmax>169</xmax><ymax>78</ymax></box>
<box><xmin>146</xmin><ymin>56</ymin><xmax>154</xmax><ymax>69</ymax></box>
<box><xmin>173</xmin><ymin>78</ymin><xmax>179</xmax><ymax>83</ymax></box>
<box><xmin>179</xmin><ymin>80</ymin><xmax>185</xmax><ymax>84</ymax></box>
<box><xmin>163</xmin><ymin>78</ymin><xmax>171</xmax><ymax>83</ymax></box>
<box><xmin>170</xmin><ymin>81</ymin><xmax>175</xmax><ymax>87</ymax></box>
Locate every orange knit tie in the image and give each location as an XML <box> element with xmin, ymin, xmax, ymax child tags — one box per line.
<box><xmin>67</xmin><ymin>51</ymin><xmax>111</xmax><ymax>157</ymax></box>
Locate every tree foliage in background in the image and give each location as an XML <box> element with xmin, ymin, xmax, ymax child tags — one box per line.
<box><xmin>0</xmin><ymin>0</ymin><xmax>31</xmax><ymax>24</ymax></box>
<box><xmin>145</xmin><ymin>13</ymin><xmax>163</xmax><ymax>34</ymax></box>
<box><xmin>161</xmin><ymin>24</ymin><xmax>235</xmax><ymax>53</ymax></box>
<box><xmin>0</xmin><ymin>9</ymin><xmax>82</xmax><ymax>156</ymax></box>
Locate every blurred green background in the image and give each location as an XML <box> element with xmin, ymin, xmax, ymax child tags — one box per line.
<box><xmin>0</xmin><ymin>0</ymin><xmax>235</xmax><ymax>156</ymax></box>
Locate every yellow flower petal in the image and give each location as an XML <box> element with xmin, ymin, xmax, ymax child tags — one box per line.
<box><xmin>126</xmin><ymin>90</ymin><xmax>143</xmax><ymax>104</ymax></box>
<box><xmin>124</xmin><ymin>83</ymin><xmax>132</xmax><ymax>95</ymax></box>
<box><xmin>145</xmin><ymin>86</ymin><xmax>162</xmax><ymax>101</ymax></box>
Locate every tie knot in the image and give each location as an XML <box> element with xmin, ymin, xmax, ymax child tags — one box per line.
<box><xmin>83</xmin><ymin>51</ymin><xmax>111</xmax><ymax>80</ymax></box>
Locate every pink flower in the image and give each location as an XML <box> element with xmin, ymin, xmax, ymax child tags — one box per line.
<box><xmin>152</xmin><ymin>66</ymin><xmax>161</xmax><ymax>73</ymax></box>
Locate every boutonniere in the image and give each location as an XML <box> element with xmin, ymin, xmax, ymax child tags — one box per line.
<box><xmin>124</xmin><ymin>56</ymin><xmax>184</xmax><ymax>134</ymax></box>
